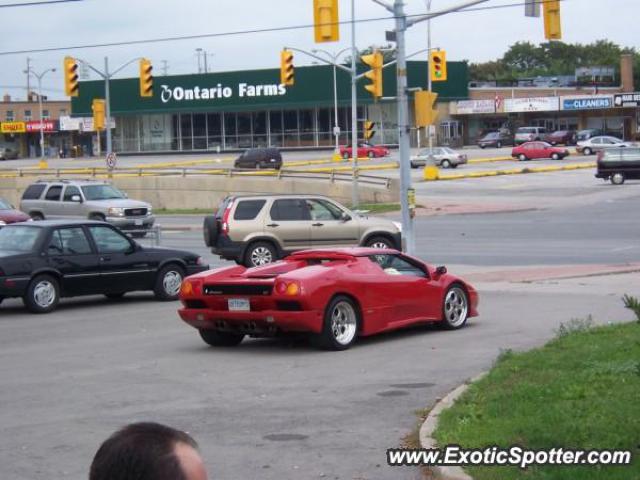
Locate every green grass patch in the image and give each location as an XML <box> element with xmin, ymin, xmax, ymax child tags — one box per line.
<box><xmin>434</xmin><ymin>321</ymin><xmax>640</xmax><ymax>480</ymax></box>
<box><xmin>355</xmin><ymin>203</ymin><xmax>402</xmax><ymax>213</ymax></box>
<box><xmin>154</xmin><ymin>208</ymin><xmax>211</xmax><ymax>215</ymax></box>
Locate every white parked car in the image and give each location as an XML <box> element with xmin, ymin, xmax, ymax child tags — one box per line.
<box><xmin>576</xmin><ymin>136</ymin><xmax>635</xmax><ymax>156</ymax></box>
<box><xmin>410</xmin><ymin>147</ymin><xmax>468</xmax><ymax>169</ymax></box>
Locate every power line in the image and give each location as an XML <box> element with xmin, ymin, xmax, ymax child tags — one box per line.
<box><xmin>0</xmin><ymin>0</ymin><xmax>83</xmax><ymax>8</ymax></box>
<box><xmin>0</xmin><ymin>0</ymin><xmax>568</xmax><ymax>56</ymax></box>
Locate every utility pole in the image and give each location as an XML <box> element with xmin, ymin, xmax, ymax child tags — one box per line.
<box><xmin>27</xmin><ymin>66</ymin><xmax>56</xmax><ymax>169</ymax></box>
<box><xmin>196</xmin><ymin>48</ymin><xmax>203</xmax><ymax>73</ymax></box>
<box><xmin>24</xmin><ymin>57</ymin><xmax>31</xmax><ymax>100</ymax></box>
<box><xmin>350</xmin><ymin>0</ymin><xmax>359</xmax><ymax>207</ymax></box>
<box><xmin>426</xmin><ymin>0</ymin><xmax>435</xmax><ymax>166</ymax></box>
<box><xmin>203</xmin><ymin>50</ymin><xmax>208</xmax><ymax>74</ymax></box>
<box><xmin>372</xmin><ymin>0</ymin><xmax>490</xmax><ymax>254</ymax></box>
<box><xmin>161</xmin><ymin>60</ymin><xmax>169</xmax><ymax>76</ymax></box>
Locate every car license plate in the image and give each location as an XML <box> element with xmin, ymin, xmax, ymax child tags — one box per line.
<box><xmin>228</xmin><ymin>298</ymin><xmax>250</xmax><ymax>311</ymax></box>
<box><xmin>134</xmin><ymin>219</ymin><xmax>143</xmax><ymax>226</ymax></box>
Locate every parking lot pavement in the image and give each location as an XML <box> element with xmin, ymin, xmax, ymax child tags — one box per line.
<box><xmin>0</xmin><ymin>267</ymin><xmax>635</xmax><ymax>480</ymax></box>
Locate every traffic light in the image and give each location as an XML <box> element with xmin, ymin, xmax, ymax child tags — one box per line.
<box><xmin>543</xmin><ymin>0</ymin><xmax>561</xmax><ymax>40</ymax></box>
<box><xmin>429</xmin><ymin>50</ymin><xmax>447</xmax><ymax>82</ymax></box>
<box><xmin>92</xmin><ymin>99</ymin><xmax>106</xmax><ymax>131</ymax></box>
<box><xmin>280</xmin><ymin>49</ymin><xmax>294</xmax><ymax>86</ymax></box>
<box><xmin>64</xmin><ymin>56</ymin><xmax>79</xmax><ymax>97</ymax></box>
<box><xmin>139</xmin><ymin>58</ymin><xmax>153</xmax><ymax>97</ymax></box>
<box><xmin>364</xmin><ymin>121</ymin><xmax>375</xmax><ymax>140</ymax></box>
<box><xmin>313</xmin><ymin>0</ymin><xmax>339</xmax><ymax>43</ymax></box>
<box><xmin>414</xmin><ymin>90</ymin><xmax>438</xmax><ymax>127</ymax></box>
<box><xmin>361</xmin><ymin>50</ymin><xmax>383</xmax><ymax>99</ymax></box>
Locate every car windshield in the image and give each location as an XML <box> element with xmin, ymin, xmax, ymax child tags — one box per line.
<box><xmin>442</xmin><ymin>147</ymin><xmax>457</xmax><ymax>154</ymax></box>
<box><xmin>0</xmin><ymin>226</ymin><xmax>41</xmax><ymax>252</ymax></box>
<box><xmin>517</xmin><ymin>128</ymin><xmax>535</xmax><ymax>134</ymax></box>
<box><xmin>483</xmin><ymin>133</ymin><xmax>498</xmax><ymax>139</ymax></box>
<box><xmin>81</xmin><ymin>185</ymin><xmax>126</xmax><ymax>200</ymax></box>
<box><xmin>0</xmin><ymin>198</ymin><xmax>12</xmax><ymax>209</ymax></box>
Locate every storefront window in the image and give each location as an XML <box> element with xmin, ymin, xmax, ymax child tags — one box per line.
<box><xmin>207</xmin><ymin>113</ymin><xmax>222</xmax><ymax>150</ymax></box>
<box><xmin>269</xmin><ymin>110</ymin><xmax>283</xmax><ymax>147</ymax></box>
<box><xmin>252</xmin><ymin>112</ymin><xmax>267</xmax><ymax>147</ymax></box>
<box><xmin>317</xmin><ymin>108</ymin><xmax>333</xmax><ymax>146</ymax></box>
<box><xmin>300</xmin><ymin>109</ymin><xmax>315</xmax><ymax>147</ymax></box>
<box><xmin>193</xmin><ymin>113</ymin><xmax>207</xmax><ymax>150</ymax></box>
<box><xmin>180</xmin><ymin>113</ymin><xmax>192</xmax><ymax>150</ymax></box>
<box><xmin>224</xmin><ymin>112</ymin><xmax>237</xmax><ymax>149</ymax></box>
<box><xmin>6</xmin><ymin>110</ymin><xmax>14</xmax><ymax>121</ymax></box>
<box><xmin>237</xmin><ymin>112</ymin><xmax>252</xmax><ymax>148</ymax></box>
<box><xmin>283</xmin><ymin>109</ymin><xmax>299</xmax><ymax>147</ymax></box>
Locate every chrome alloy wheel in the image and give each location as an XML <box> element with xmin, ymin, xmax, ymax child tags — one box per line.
<box><xmin>33</xmin><ymin>280</ymin><xmax>56</xmax><ymax>309</ymax></box>
<box><xmin>330</xmin><ymin>301</ymin><xmax>357</xmax><ymax>346</ymax></box>
<box><xmin>444</xmin><ymin>287</ymin><xmax>468</xmax><ymax>328</ymax></box>
<box><xmin>251</xmin><ymin>246</ymin><xmax>273</xmax><ymax>266</ymax></box>
<box><xmin>370</xmin><ymin>241</ymin><xmax>390</xmax><ymax>249</ymax></box>
<box><xmin>163</xmin><ymin>270</ymin><xmax>183</xmax><ymax>297</ymax></box>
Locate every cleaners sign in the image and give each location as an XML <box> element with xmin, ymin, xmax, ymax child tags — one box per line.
<box><xmin>561</xmin><ymin>95</ymin><xmax>613</xmax><ymax>111</ymax></box>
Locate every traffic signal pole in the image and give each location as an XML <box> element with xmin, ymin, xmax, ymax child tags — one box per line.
<box><xmin>350</xmin><ymin>0</ymin><xmax>359</xmax><ymax>208</ymax></box>
<box><xmin>372</xmin><ymin>0</ymin><xmax>489</xmax><ymax>255</ymax></box>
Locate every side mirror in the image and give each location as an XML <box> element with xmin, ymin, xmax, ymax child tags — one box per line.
<box><xmin>71</xmin><ymin>195</ymin><xmax>82</xmax><ymax>203</ymax></box>
<box><xmin>341</xmin><ymin>212</ymin><xmax>351</xmax><ymax>222</ymax></box>
<box><xmin>435</xmin><ymin>265</ymin><xmax>447</xmax><ymax>276</ymax></box>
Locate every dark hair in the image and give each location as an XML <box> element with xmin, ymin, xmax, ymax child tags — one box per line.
<box><xmin>89</xmin><ymin>422</ymin><xmax>199</xmax><ymax>480</ymax></box>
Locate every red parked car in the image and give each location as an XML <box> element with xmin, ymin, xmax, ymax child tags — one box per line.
<box><xmin>546</xmin><ymin>130</ymin><xmax>576</xmax><ymax>146</ymax></box>
<box><xmin>339</xmin><ymin>142</ymin><xmax>389</xmax><ymax>159</ymax></box>
<box><xmin>178</xmin><ymin>248</ymin><xmax>479</xmax><ymax>350</ymax></box>
<box><xmin>511</xmin><ymin>141</ymin><xmax>570</xmax><ymax>161</ymax></box>
<box><xmin>0</xmin><ymin>198</ymin><xmax>30</xmax><ymax>226</ymax></box>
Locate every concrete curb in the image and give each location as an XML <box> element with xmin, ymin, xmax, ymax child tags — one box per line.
<box><xmin>418</xmin><ymin>373</ymin><xmax>487</xmax><ymax>480</ymax></box>
<box><xmin>427</xmin><ymin>161</ymin><xmax>595</xmax><ymax>181</ymax></box>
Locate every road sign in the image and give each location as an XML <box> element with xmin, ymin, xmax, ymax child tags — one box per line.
<box><xmin>613</xmin><ymin>93</ymin><xmax>640</xmax><ymax>108</ymax></box>
<box><xmin>106</xmin><ymin>152</ymin><xmax>117</xmax><ymax>170</ymax></box>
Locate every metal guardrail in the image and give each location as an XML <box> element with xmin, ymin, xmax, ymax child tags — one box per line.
<box><xmin>0</xmin><ymin>167</ymin><xmax>395</xmax><ymax>189</ymax></box>
<box><xmin>123</xmin><ymin>225</ymin><xmax>162</xmax><ymax>246</ymax></box>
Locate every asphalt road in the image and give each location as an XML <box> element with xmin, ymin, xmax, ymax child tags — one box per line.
<box><xmin>1</xmin><ymin>170</ymin><xmax>639</xmax><ymax>480</ymax></box>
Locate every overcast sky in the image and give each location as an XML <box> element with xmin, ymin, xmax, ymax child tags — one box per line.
<box><xmin>0</xmin><ymin>0</ymin><xmax>638</xmax><ymax>101</ymax></box>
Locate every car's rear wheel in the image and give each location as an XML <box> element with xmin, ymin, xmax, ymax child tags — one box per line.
<box><xmin>583</xmin><ymin>147</ymin><xmax>592</xmax><ymax>156</ymax></box>
<box><xmin>611</xmin><ymin>172</ymin><xmax>625</xmax><ymax>185</ymax></box>
<box><xmin>89</xmin><ymin>213</ymin><xmax>105</xmax><ymax>222</ymax></box>
<box><xmin>479</xmin><ymin>144</ymin><xmax>485</xmax><ymax>149</ymax></box>
<box><xmin>410</xmin><ymin>161</ymin><xmax>418</xmax><ymax>169</ymax></box>
<box><xmin>365</xmin><ymin>236</ymin><xmax>394</xmax><ymax>249</ymax></box>
<box><xmin>30</xmin><ymin>212</ymin><xmax>44</xmax><ymax>221</ymax></box>
<box><xmin>154</xmin><ymin>264</ymin><xmax>184</xmax><ymax>301</ymax></box>
<box><xmin>342</xmin><ymin>152</ymin><xmax>350</xmax><ymax>160</ymax></box>
<box><xmin>551</xmin><ymin>153</ymin><xmax>560</xmax><ymax>160</ymax></box>
<box><xmin>497</xmin><ymin>141</ymin><xmax>502</xmax><ymax>148</ymax></box>
<box><xmin>368</xmin><ymin>151</ymin><xmax>375</xmax><ymax>158</ymax></box>
<box><xmin>440</xmin><ymin>284</ymin><xmax>469</xmax><ymax>330</ymax></box>
<box><xmin>518</xmin><ymin>154</ymin><xmax>527</xmax><ymax>162</ymax></box>
<box><xmin>245</xmin><ymin>241</ymin><xmax>277</xmax><ymax>267</ymax></box>
<box><xmin>23</xmin><ymin>274</ymin><xmax>60</xmax><ymax>314</ymax></box>
<box><xmin>441</xmin><ymin>159</ymin><xmax>451</xmax><ymax>168</ymax></box>
<box><xmin>316</xmin><ymin>295</ymin><xmax>359</xmax><ymax>350</ymax></box>
<box><xmin>199</xmin><ymin>329</ymin><xmax>244</xmax><ymax>347</ymax></box>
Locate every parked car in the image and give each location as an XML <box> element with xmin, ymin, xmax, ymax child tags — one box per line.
<box><xmin>514</xmin><ymin>127</ymin><xmax>548</xmax><ymax>145</ymax></box>
<box><xmin>511</xmin><ymin>142</ymin><xmax>570</xmax><ymax>161</ymax></box>
<box><xmin>575</xmin><ymin>129</ymin><xmax>603</xmax><ymax>142</ymax></box>
<box><xmin>476</xmin><ymin>131</ymin><xmax>513</xmax><ymax>149</ymax></box>
<box><xmin>0</xmin><ymin>198</ymin><xmax>31</xmax><ymax>226</ymax></box>
<box><xmin>595</xmin><ymin>147</ymin><xmax>640</xmax><ymax>185</ymax></box>
<box><xmin>178</xmin><ymin>248</ymin><xmax>479</xmax><ymax>350</ymax></box>
<box><xmin>339</xmin><ymin>142</ymin><xmax>389</xmax><ymax>159</ymax></box>
<box><xmin>0</xmin><ymin>220</ymin><xmax>208</xmax><ymax>313</ymax></box>
<box><xmin>575</xmin><ymin>136</ymin><xmax>635</xmax><ymax>156</ymax></box>
<box><xmin>234</xmin><ymin>148</ymin><xmax>282</xmax><ymax>170</ymax></box>
<box><xmin>0</xmin><ymin>146</ymin><xmax>19</xmax><ymax>160</ymax></box>
<box><xmin>546</xmin><ymin>130</ymin><xmax>576</xmax><ymax>146</ymax></box>
<box><xmin>203</xmin><ymin>194</ymin><xmax>402</xmax><ymax>267</ymax></box>
<box><xmin>20</xmin><ymin>179</ymin><xmax>155</xmax><ymax>236</ymax></box>
<box><xmin>410</xmin><ymin>147</ymin><xmax>468</xmax><ymax>168</ymax></box>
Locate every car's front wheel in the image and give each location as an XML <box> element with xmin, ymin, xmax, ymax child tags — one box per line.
<box><xmin>440</xmin><ymin>284</ymin><xmax>469</xmax><ymax>330</ymax></box>
<box><xmin>30</xmin><ymin>212</ymin><xmax>44</xmax><ymax>221</ymax></box>
<box><xmin>342</xmin><ymin>152</ymin><xmax>350</xmax><ymax>160</ymax></box>
<box><xmin>611</xmin><ymin>172</ymin><xmax>625</xmax><ymax>185</ymax></box>
<box><xmin>551</xmin><ymin>153</ymin><xmax>560</xmax><ymax>160</ymax></box>
<box><xmin>365</xmin><ymin>236</ymin><xmax>394</xmax><ymax>249</ymax></box>
<box><xmin>497</xmin><ymin>141</ymin><xmax>502</xmax><ymax>148</ymax></box>
<box><xmin>245</xmin><ymin>241</ymin><xmax>278</xmax><ymax>267</ymax></box>
<box><xmin>518</xmin><ymin>154</ymin><xmax>527</xmax><ymax>161</ymax></box>
<box><xmin>368</xmin><ymin>151</ymin><xmax>375</xmax><ymax>158</ymax></box>
<box><xmin>583</xmin><ymin>147</ymin><xmax>593</xmax><ymax>156</ymax></box>
<box><xmin>199</xmin><ymin>329</ymin><xmax>244</xmax><ymax>347</ymax></box>
<box><xmin>441</xmin><ymin>159</ymin><xmax>451</xmax><ymax>168</ymax></box>
<box><xmin>154</xmin><ymin>264</ymin><xmax>184</xmax><ymax>301</ymax></box>
<box><xmin>23</xmin><ymin>274</ymin><xmax>60</xmax><ymax>313</ymax></box>
<box><xmin>316</xmin><ymin>295</ymin><xmax>359</xmax><ymax>350</ymax></box>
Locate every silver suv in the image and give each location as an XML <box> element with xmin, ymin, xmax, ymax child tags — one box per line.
<box><xmin>203</xmin><ymin>194</ymin><xmax>402</xmax><ymax>267</ymax></box>
<box><xmin>20</xmin><ymin>180</ymin><xmax>155</xmax><ymax>236</ymax></box>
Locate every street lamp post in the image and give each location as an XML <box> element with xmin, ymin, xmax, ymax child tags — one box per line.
<box><xmin>27</xmin><ymin>67</ymin><xmax>56</xmax><ymax>169</ymax></box>
<box><xmin>425</xmin><ymin>0</ymin><xmax>435</xmax><ymax>166</ymax></box>
<box><xmin>312</xmin><ymin>47</ymin><xmax>351</xmax><ymax>157</ymax></box>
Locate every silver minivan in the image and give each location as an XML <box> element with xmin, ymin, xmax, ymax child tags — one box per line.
<box><xmin>20</xmin><ymin>180</ymin><xmax>155</xmax><ymax>236</ymax></box>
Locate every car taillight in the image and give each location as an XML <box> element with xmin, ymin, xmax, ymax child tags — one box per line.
<box><xmin>275</xmin><ymin>280</ymin><xmax>301</xmax><ymax>296</ymax></box>
<box><xmin>180</xmin><ymin>279</ymin><xmax>202</xmax><ymax>297</ymax></box>
<box><xmin>221</xmin><ymin>200</ymin><xmax>233</xmax><ymax>235</ymax></box>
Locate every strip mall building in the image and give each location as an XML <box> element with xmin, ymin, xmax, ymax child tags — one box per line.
<box><xmin>66</xmin><ymin>56</ymin><xmax>639</xmax><ymax>154</ymax></box>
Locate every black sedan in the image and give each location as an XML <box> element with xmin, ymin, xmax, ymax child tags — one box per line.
<box><xmin>0</xmin><ymin>220</ymin><xmax>208</xmax><ymax>313</ymax></box>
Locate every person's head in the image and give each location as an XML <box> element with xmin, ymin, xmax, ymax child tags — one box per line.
<box><xmin>89</xmin><ymin>422</ymin><xmax>208</xmax><ymax>480</ymax></box>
